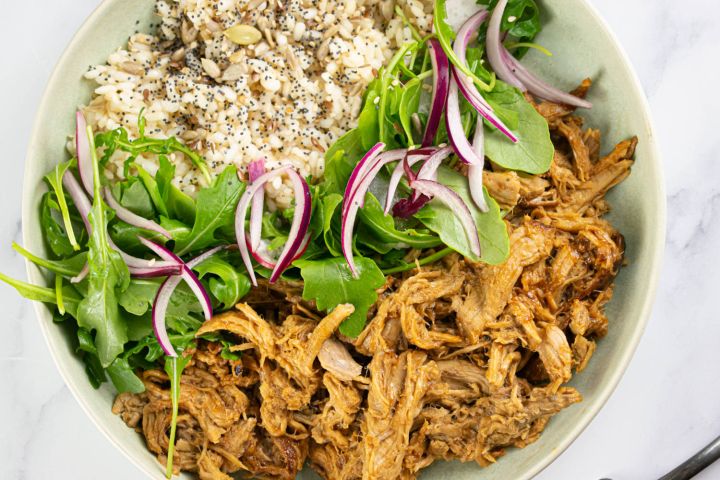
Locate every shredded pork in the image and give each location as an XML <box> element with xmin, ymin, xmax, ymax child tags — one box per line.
<box><xmin>113</xmin><ymin>80</ymin><xmax>634</xmax><ymax>479</ymax></box>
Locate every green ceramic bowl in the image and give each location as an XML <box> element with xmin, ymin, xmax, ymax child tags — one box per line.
<box><xmin>22</xmin><ymin>0</ymin><xmax>665</xmax><ymax>478</ymax></box>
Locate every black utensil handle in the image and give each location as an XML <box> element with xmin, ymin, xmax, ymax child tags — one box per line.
<box><xmin>659</xmin><ymin>435</ymin><xmax>720</xmax><ymax>480</ymax></box>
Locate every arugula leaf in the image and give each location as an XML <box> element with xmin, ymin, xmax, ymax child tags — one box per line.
<box><xmin>106</xmin><ymin>357</ymin><xmax>145</xmax><ymax>393</ymax></box>
<box><xmin>193</xmin><ymin>255</ymin><xmax>251</xmax><ymax>309</ymax></box>
<box><xmin>76</xmin><ymin>329</ymin><xmax>107</xmax><ymax>388</ymax></box>
<box><xmin>295</xmin><ymin>257</ymin><xmax>385</xmax><ymax>337</ymax></box>
<box><xmin>44</xmin><ymin>160</ymin><xmax>80</xmax><ymax>251</ymax></box>
<box><xmin>174</xmin><ymin>166</ymin><xmax>244</xmax><ymax>255</ymax></box>
<box><xmin>324</xmin><ymin>129</ymin><xmax>366</xmax><ymax>194</ymax></box>
<box><xmin>164</xmin><ymin>348</ymin><xmax>193</xmax><ymax>478</ymax></box>
<box><xmin>483</xmin><ymin>81</ymin><xmax>553</xmax><ymax>174</ymax></box>
<box><xmin>118</xmin><ymin>278</ymin><xmax>204</xmax><ymax>324</ymax></box>
<box><xmin>415</xmin><ymin>166</ymin><xmax>509</xmax><ymax>264</ymax></box>
<box><xmin>41</xmin><ymin>193</ymin><xmax>78</xmax><ymax>258</ymax></box>
<box><xmin>12</xmin><ymin>242</ymin><xmax>87</xmax><ymax>277</ymax></box>
<box><xmin>76</xmin><ymin>128</ymin><xmax>131</xmax><ymax>368</ymax></box>
<box><xmin>113</xmin><ymin>177</ymin><xmax>155</xmax><ymax>218</ymax></box>
<box><xmin>156</xmin><ymin>156</ymin><xmax>197</xmax><ymax>225</ymax></box>
<box><xmin>358</xmin><ymin>193</ymin><xmax>441</xmax><ymax>249</ymax></box>
<box><xmin>0</xmin><ymin>271</ymin><xmax>82</xmax><ymax>316</ymax></box>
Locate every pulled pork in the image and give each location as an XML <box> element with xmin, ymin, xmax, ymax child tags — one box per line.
<box><xmin>113</xmin><ymin>80</ymin><xmax>633</xmax><ymax>479</ymax></box>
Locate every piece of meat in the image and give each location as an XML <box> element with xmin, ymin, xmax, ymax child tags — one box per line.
<box><xmin>318</xmin><ymin>338</ymin><xmax>363</xmax><ymax>382</ymax></box>
<box><xmin>453</xmin><ymin>220</ymin><xmax>555</xmax><ymax>343</ymax></box>
<box><xmin>304</xmin><ymin>303</ymin><xmax>355</xmax><ymax>373</ymax></box>
<box><xmin>312</xmin><ymin>372</ymin><xmax>363</xmax><ymax>447</ymax></box>
<box><xmin>537</xmin><ymin>324</ymin><xmax>573</xmax><ymax>388</ymax></box>
<box><xmin>572</xmin><ymin>335</ymin><xmax>596</xmax><ymax>372</ymax></box>
<box><xmin>484</xmin><ymin>171</ymin><xmax>521</xmax><ymax>211</ymax></box>
<box><xmin>362</xmin><ymin>351</ymin><xmax>440</xmax><ymax>480</ymax></box>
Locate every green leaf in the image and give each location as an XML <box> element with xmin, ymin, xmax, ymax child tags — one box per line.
<box><xmin>115</xmin><ymin>178</ymin><xmax>155</xmax><ymax>218</ymax></box>
<box><xmin>295</xmin><ymin>257</ymin><xmax>385</xmax><ymax>337</ymax></box>
<box><xmin>415</xmin><ymin>166</ymin><xmax>509</xmax><ymax>264</ymax></box>
<box><xmin>135</xmin><ymin>165</ymin><xmax>169</xmax><ymax>217</ymax></box>
<box><xmin>477</xmin><ymin>0</ymin><xmax>541</xmax><ymax>50</ymax></box>
<box><xmin>41</xmin><ymin>193</ymin><xmax>77</xmax><ymax>257</ymax></box>
<box><xmin>483</xmin><ymin>80</ymin><xmax>553</xmax><ymax>174</ymax></box>
<box><xmin>174</xmin><ymin>166</ymin><xmax>244</xmax><ymax>255</ymax></box>
<box><xmin>156</xmin><ymin>156</ymin><xmax>197</xmax><ymax>225</ymax></box>
<box><xmin>398</xmin><ymin>77</ymin><xmax>423</xmax><ymax>145</ymax></box>
<box><xmin>357</xmin><ymin>82</ymin><xmax>381</xmax><ymax>151</ymax></box>
<box><xmin>0</xmin><ymin>271</ymin><xmax>82</xmax><ymax>317</ymax></box>
<box><xmin>43</xmin><ymin>160</ymin><xmax>80</xmax><ymax>251</ymax></box>
<box><xmin>106</xmin><ymin>357</ymin><xmax>145</xmax><ymax>393</ymax></box>
<box><xmin>193</xmin><ymin>255</ymin><xmax>251</xmax><ymax>309</ymax></box>
<box><xmin>76</xmin><ymin>127</ymin><xmax>131</xmax><ymax>368</ymax></box>
<box><xmin>12</xmin><ymin>243</ymin><xmax>87</xmax><ymax>277</ymax></box>
<box><xmin>164</xmin><ymin>350</ymin><xmax>192</xmax><ymax>478</ymax></box>
<box><xmin>320</xmin><ymin>193</ymin><xmax>344</xmax><ymax>257</ymax></box>
<box><xmin>358</xmin><ymin>193</ymin><xmax>441</xmax><ymax>250</ymax></box>
<box><xmin>324</xmin><ymin>129</ymin><xmax>366</xmax><ymax>194</ymax></box>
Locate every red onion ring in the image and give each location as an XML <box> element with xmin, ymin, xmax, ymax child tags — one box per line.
<box><xmin>446</xmin><ymin>75</ymin><xmax>485</xmax><ymax>165</ymax></box>
<box><xmin>468</xmin><ymin>115</ymin><xmax>489</xmax><ymax>212</ymax></box>
<box><xmin>75</xmin><ymin>111</ymin><xmax>95</xmax><ymax>196</ymax></box>
<box><xmin>410</xmin><ymin>179</ymin><xmax>481</xmax><ymax>257</ymax></box>
<box><xmin>422</xmin><ymin>39</ymin><xmax>450</xmax><ymax>147</ymax></box>
<box><xmin>247</xmin><ymin>158</ymin><xmax>266</xmax><ymax>251</ymax></box>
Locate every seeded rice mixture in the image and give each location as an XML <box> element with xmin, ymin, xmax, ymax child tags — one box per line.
<box><xmin>78</xmin><ymin>0</ymin><xmax>432</xmax><ymax>207</ymax></box>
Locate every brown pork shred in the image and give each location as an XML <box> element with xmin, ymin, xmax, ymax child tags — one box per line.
<box><xmin>112</xmin><ymin>80</ymin><xmax>634</xmax><ymax>479</ymax></box>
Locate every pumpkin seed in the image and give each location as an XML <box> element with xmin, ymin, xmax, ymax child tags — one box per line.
<box><xmin>223</xmin><ymin>24</ymin><xmax>262</xmax><ymax>45</ymax></box>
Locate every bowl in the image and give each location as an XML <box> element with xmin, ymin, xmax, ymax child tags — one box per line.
<box><xmin>22</xmin><ymin>0</ymin><xmax>665</xmax><ymax>478</ymax></box>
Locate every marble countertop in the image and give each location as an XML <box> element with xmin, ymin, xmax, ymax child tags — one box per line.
<box><xmin>1</xmin><ymin>0</ymin><xmax>717</xmax><ymax>478</ymax></box>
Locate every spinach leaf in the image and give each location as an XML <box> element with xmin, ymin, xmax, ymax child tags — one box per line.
<box><xmin>106</xmin><ymin>357</ymin><xmax>145</xmax><ymax>393</ymax></box>
<box><xmin>41</xmin><ymin>193</ymin><xmax>78</xmax><ymax>258</ymax></box>
<box><xmin>434</xmin><ymin>0</ymin><xmax>494</xmax><ymax>91</ymax></box>
<box><xmin>398</xmin><ymin>77</ymin><xmax>423</xmax><ymax>146</ymax></box>
<box><xmin>174</xmin><ymin>166</ymin><xmax>244</xmax><ymax>255</ymax></box>
<box><xmin>295</xmin><ymin>257</ymin><xmax>385</xmax><ymax>337</ymax></box>
<box><xmin>320</xmin><ymin>193</ymin><xmax>343</xmax><ymax>257</ymax></box>
<box><xmin>12</xmin><ymin>242</ymin><xmax>87</xmax><ymax>277</ymax></box>
<box><xmin>156</xmin><ymin>156</ymin><xmax>197</xmax><ymax>225</ymax></box>
<box><xmin>477</xmin><ymin>0</ymin><xmax>541</xmax><ymax>47</ymax></box>
<box><xmin>0</xmin><ymin>271</ymin><xmax>82</xmax><ymax>317</ymax></box>
<box><xmin>118</xmin><ymin>278</ymin><xmax>204</xmax><ymax>326</ymax></box>
<box><xmin>44</xmin><ymin>160</ymin><xmax>80</xmax><ymax>251</ymax></box>
<box><xmin>76</xmin><ymin>131</ymin><xmax>131</xmax><ymax>368</ymax></box>
<box><xmin>415</xmin><ymin>166</ymin><xmax>509</xmax><ymax>264</ymax></box>
<box><xmin>114</xmin><ymin>177</ymin><xmax>155</xmax><ymax>218</ymax></box>
<box><xmin>483</xmin><ymin>81</ymin><xmax>553</xmax><ymax>174</ymax></box>
<box><xmin>357</xmin><ymin>80</ymin><xmax>381</xmax><ymax>151</ymax></box>
<box><xmin>193</xmin><ymin>255</ymin><xmax>250</xmax><ymax>309</ymax></box>
<box><xmin>324</xmin><ymin>129</ymin><xmax>365</xmax><ymax>194</ymax></box>
<box><xmin>358</xmin><ymin>193</ymin><xmax>441</xmax><ymax>249</ymax></box>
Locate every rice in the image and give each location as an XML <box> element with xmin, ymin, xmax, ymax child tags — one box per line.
<box><xmin>77</xmin><ymin>0</ymin><xmax>433</xmax><ymax>207</ymax></box>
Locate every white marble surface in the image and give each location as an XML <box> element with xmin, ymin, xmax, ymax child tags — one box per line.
<box><xmin>0</xmin><ymin>0</ymin><xmax>718</xmax><ymax>479</ymax></box>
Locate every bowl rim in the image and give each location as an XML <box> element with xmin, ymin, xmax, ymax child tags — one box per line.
<box><xmin>21</xmin><ymin>0</ymin><xmax>666</xmax><ymax>479</ymax></box>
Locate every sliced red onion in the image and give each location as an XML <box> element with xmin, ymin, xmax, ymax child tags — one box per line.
<box><xmin>416</xmin><ymin>146</ymin><xmax>453</xmax><ymax>183</ymax></box>
<box><xmin>75</xmin><ymin>111</ymin><xmax>94</xmax><ymax>196</ymax></box>
<box><xmin>151</xmin><ymin>245</ymin><xmax>227</xmax><ymax>357</ymax></box>
<box><xmin>468</xmin><ymin>116</ymin><xmax>489</xmax><ymax>212</ymax></box>
<box><xmin>410</xmin><ymin>179</ymin><xmax>481</xmax><ymax>257</ymax></box>
<box><xmin>446</xmin><ymin>76</ymin><xmax>486</xmax><ymax>165</ymax></box>
<box><xmin>486</xmin><ymin>0</ymin><xmax>526</xmax><ymax>90</ymax></box>
<box><xmin>341</xmin><ymin>149</ymin><xmax>406</xmax><ymax>276</ymax></box>
<box><xmin>392</xmin><ymin>146</ymin><xmax>455</xmax><ymax>218</ymax></box>
<box><xmin>103</xmin><ymin>187</ymin><xmax>171</xmax><ymax>239</ymax></box>
<box><xmin>247</xmin><ymin>158</ymin><xmax>266</xmax><ymax>251</ymax></box>
<box><xmin>422</xmin><ymin>39</ymin><xmax>450</xmax><ymax>147</ymax></box>
<box><xmin>502</xmin><ymin>49</ymin><xmax>592</xmax><ymax>108</ymax></box>
<box><xmin>454</xmin><ymin>69</ymin><xmax>518</xmax><ymax>143</ymax></box>
<box><xmin>269</xmin><ymin>169</ymin><xmax>311</xmax><ymax>283</ymax></box>
<box><xmin>342</xmin><ymin>143</ymin><xmax>385</xmax><ymax>217</ymax></box>
<box><xmin>137</xmin><ymin>237</ymin><xmax>212</xmax><ymax>320</ymax></box>
<box><xmin>128</xmin><ymin>265</ymin><xmax>184</xmax><ymax>278</ymax></box>
<box><xmin>384</xmin><ymin>148</ymin><xmax>439</xmax><ymax>214</ymax></box>
<box><xmin>70</xmin><ymin>263</ymin><xmax>89</xmax><ymax>284</ymax></box>
<box><xmin>235</xmin><ymin>167</ymin><xmax>290</xmax><ymax>286</ymax></box>
<box><xmin>152</xmin><ymin>275</ymin><xmax>183</xmax><ymax>357</ymax></box>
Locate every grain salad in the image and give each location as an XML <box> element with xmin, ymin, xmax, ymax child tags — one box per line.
<box><xmin>78</xmin><ymin>0</ymin><xmax>433</xmax><ymax>207</ymax></box>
